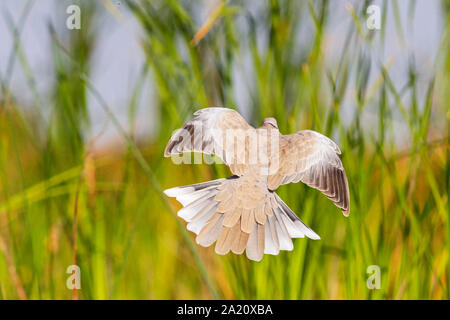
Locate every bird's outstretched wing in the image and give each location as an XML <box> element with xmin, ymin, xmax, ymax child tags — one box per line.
<box><xmin>268</xmin><ymin>130</ymin><xmax>350</xmax><ymax>216</ymax></box>
<box><xmin>164</xmin><ymin>107</ymin><xmax>255</xmax><ymax>176</ymax></box>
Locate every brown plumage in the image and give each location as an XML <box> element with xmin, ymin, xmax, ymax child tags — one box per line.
<box><xmin>164</xmin><ymin>108</ymin><xmax>350</xmax><ymax>261</ymax></box>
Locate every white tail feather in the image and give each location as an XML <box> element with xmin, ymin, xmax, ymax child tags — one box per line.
<box><xmin>164</xmin><ymin>177</ymin><xmax>320</xmax><ymax>262</ymax></box>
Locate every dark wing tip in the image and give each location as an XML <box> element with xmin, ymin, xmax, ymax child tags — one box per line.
<box><xmin>340</xmin><ymin>168</ymin><xmax>350</xmax><ymax>216</ymax></box>
<box><xmin>164</xmin><ymin>124</ymin><xmax>194</xmax><ymax>157</ymax></box>
<box><xmin>164</xmin><ymin>140</ymin><xmax>176</xmax><ymax>157</ymax></box>
<box><xmin>342</xmin><ymin>207</ymin><xmax>350</xmax><ymax>217</ymax></box>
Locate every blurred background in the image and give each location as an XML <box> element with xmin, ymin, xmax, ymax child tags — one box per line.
<box><xmin>0</xmin><ymin>0</ymin><xmax>448</xmax><ymax>299</ymax></box>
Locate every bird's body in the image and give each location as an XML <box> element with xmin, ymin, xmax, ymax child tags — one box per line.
<box><xmin>164</xmin><ymin>107</ymin><xmax>350</xmax><ymax>261</ymax></box>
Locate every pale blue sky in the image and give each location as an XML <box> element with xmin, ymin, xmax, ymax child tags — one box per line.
<box><xmin>0</xmin><ymin>0</ymin><xmax>445</xmax><ymax>148</ymax></box>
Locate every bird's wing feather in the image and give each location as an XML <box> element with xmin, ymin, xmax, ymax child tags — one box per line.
<box><xmin>268</xmin><ymin>130</ymin><xmax>350</xmax><ymax>215</ymax></box>
<box><xmin>164</xmin><ymin>107</ymin><xmax>255</xmax><ymax>176</ymax></box>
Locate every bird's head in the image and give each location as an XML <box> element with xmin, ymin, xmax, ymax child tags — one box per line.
<box><xmin>262</xmin><ymin>117</ymin><xmax>278</xmax><ymax>129</ymax></box>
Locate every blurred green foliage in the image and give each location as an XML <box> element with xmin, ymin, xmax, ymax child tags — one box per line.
<box><xmin>0</xmin><ymin>0</ymin><xmax>448</xmax><ymax>299</ymax></box>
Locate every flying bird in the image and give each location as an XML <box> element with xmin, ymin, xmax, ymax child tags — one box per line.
<box><xmin>164</xmin><ymin>107</ymin><xmax>350</xmax><ymax>261</ymax></box>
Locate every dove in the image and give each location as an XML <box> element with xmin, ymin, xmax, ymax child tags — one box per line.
<box><xmin>164</xmin><ymin>107</ymin><xmax>349</xmax><ymax>261</ymax></box>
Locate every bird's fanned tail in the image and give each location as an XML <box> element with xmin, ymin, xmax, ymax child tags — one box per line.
<box><xmin>164</xmin><ymin>177</ymin><xmax>319</xmax><ymax>262</ymax></box>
